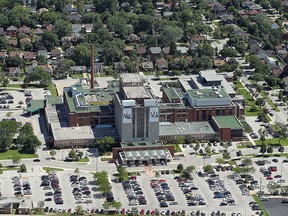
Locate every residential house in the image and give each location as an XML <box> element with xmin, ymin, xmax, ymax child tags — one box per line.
<box><xmin>51</xmin><ymin>49</ymin><xmax>61</xmax><ymax>59</ymax></box>
<box><xmin>219</xmin><ymin>13</ymin><xmax>234</xmax><ymax>24</ymax></box>
<box><xmin>149</xmin><ymin>47</ymin><xmax>162</xmax><ymax>55</ymax></box>
<box><xmin>141</xmin><ymin>61</ymin><xmax>154</xmax><ymax>71</ymax></box>
<box><xmin>163</xmin><ymin>12</ymin><xmax>173</xmax><ymax>17</ymax></box>
<box><xmin>65</xmin><ymin>47</ymin><xmax>74</xmax><ymax>57</ymax></box>
<box><xmin>258</xmin><ymin>49</ymin><xmax>277</xmax><ymax>69</ymax></box>
<box><xmin>9</xmin><ymin>51</ymin><xmax>22</xmax><ymax>58</ymax></box>
<box><xmin>211</xmin><ymin>3</ymin><xmax>226</xmax><ymax>14</ymax></box>
<box><xmin>85</xmin><ymin>24</ymin><xmax>93</xmax><ymax>33</ymax></box>
<box><xmin>34</xmin><ymin>28</ymin><xmax>44</xmax><ymax>36</ymax></box>
<box><xmin>155</xmin><ymin>58</ymin><xmax>168</xmax><ymax>70</ymax></box>
<box><xmin>271</xmin><ymin>23</ymin><xmax>280</xmax><ymax>30</ymax></box>
<box><xmin>20</xmin><ymin>38</ymin><xmax>31</xmax><ymax>44</ymax></box>
<box><xmin>39</xmin><ymin>64</ymin><xmax>54</xmax><ymax>73</ymax></box>
<box><xmin>71</xmin><ymin>66</ymin><xmax>87</xmax><ymax>73</ymax></box>
<box><xmin>8</xmin><ymin>67</ymin><xmax>20</xmax><ymax>76</ymax></box>
<box><xmin>18</xmin><ymin>26</ymin><xmax>31</xmax><ymax>35</ymax></box>
<box><xmin>8</xmin><ymin>39</ymin><xmax>18</xmax><ymax>47</ymax></box>
<box><xmin>136</xmin><ymin>47</ymin><xmax>147</xmax><ymax>56</ymax></box>
<box><xmin>176</xmin><ymin>46</ymin><xmax>188</xmax><ymax>55</ymax></box>
<box><xmin>127</xmin><ymin>34</ymin><xmax>140</xmax><ymax>43</ymax></box>
<box><xmin>156</xmin><ymin>2</ymin><xmax>165</xmax><ymax>10</ymax></box>
<box><xmin>213</xmin><ymin>58</ymin><xmax>225</xmax><ymax>68</ymax></box>
<box><xmin>114</xmin><ymin>62</ymin><xmax>126</xmax><ymax>71</ymax></box>
<box><xmin>64</xmin><ymin>3</ymin><xmax>77</xmax><ymax>13</ymax></box>
<box><xmin>46</xmin><ymin>24</ymin><xmax>54</xmax><ymax>31</ymax></box>
<box><xmin>190</xmin><ymin>34</ymin><xmax>205</xmax><ymax>43</ymax></box>
<box><xmin>272</xmin><ymin>67</ymin><xmax>282</xmax><ymax>77</ymax></box>
<box><xmin>124</xmin><ymin>46</ymin><xmax>134</xmax><ymax>55</ymax></box>
<box><xmin>72</xmin><ymin>24</ymin><xmax>83</xmax><ymax>34</ymax></box>
<box><xmin>6</xmin><ymin>26</ymin><xmax>17</xmax><ymax>36</ymax></box>
<box><xmin>277</xmin><ymin>49</ymin><xmax>288</xmax><ymax>59</ymax></box>
<box><xmin>282</xmin><ymin>76</ymin><xmax>288</xmax><ymax>92</ymax></box>
<box><xmin>189</xmin><ymin>41</ymin><xmax>198</xmax><ymax>51</ymax></box>
<box><xmin>248</xmin><ymin>40</ymin><xmax>261</xmax><ymax>54</ymax></box>
<box><xmin>162</xmin><ymin>47</ymin><xmax>170</xmax><ymax>55</ymax></box>
<box><xmin>38</xmin><ymin>50</ymin><xmax>48</xmax><ymax>59</ymax></box>
<box><xmin>61</xmin><ymin>36</ymin><xmax>72</xmax><ymax>48</ymax></box>
<box><xmin>0</xmin><ymin>51</ymin><xmax>6</xmax><ymax>63</ymax></box>
<box><xmin>84</xmin><ymin>4</ymin><xmax>94</xmax><ymax>12</ymax></box>
<box><xmin>23</xmin><ymin>52</ymin><xmax>35</xmax><ymax>61</ymax></box>
<box><xmin>94</xmin><ymin>63</ymin><xmax>105</xmax><ymax>72</ymax></box>
<box><xmin>241</xmin><ymin>1</ymin><xmax>255</xmax><ymax>9</ymax></box>
<box><xmin>37</xmin><ymin>8</ymin><xmax>49</xmax><ymax>14</ymax></box>
<box><xmin>66</xmin><ymin>13</ymin><xmax>82</xmax><ymax>22</ymax></box>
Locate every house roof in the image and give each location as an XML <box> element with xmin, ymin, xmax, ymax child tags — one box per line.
<box><xmin>136</xmin><ymin>47</ymin><xmax>146</xmax><ymax>55</ymax></box>
<box><xmin>176</xmin><ymin>46</ymin><xmax>188</xmax><ymax>54</ymax></box>
<box><xmin>51</xmin><ymin>49</ymin><xmax>61</xmax><ymax>55</ymax></box>
<box><xmin>7</xmin><ymin>26</ymin><xmax>17</xmax><ymax>31</ymax></box>
<box><xmin>150</xmin><ymin>47</ymin><xmax>161</xmax><ymax>54</ymax></box>
<box><xmin>156</xmin><ymin>58</ymin><xmax>168</xmax><ymax>68</ymax></box>
<box><xmin>162</xmin><ymin>47</ymin><xmax>170</xmax><ymax>54</ymax></box>
<box><xmin>23</xmin><ymin>52</ymin><xmax>35</xmax><ymax>59</ymax></box>
<box><xmin>191</xmin><ymin>34</ymin><xmax>205</xmax><ymax>42</ymax></box>
<box><xmin>141</xmin><ymin>61</ymin><xmax>154</xmax><ymax>69</ymax></box>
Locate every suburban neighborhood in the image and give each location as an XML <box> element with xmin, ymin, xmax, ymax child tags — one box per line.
<box><xmin>1</xmin><ymin>0</ymin><xmax>288</xmax><ymax>216</ymax></box>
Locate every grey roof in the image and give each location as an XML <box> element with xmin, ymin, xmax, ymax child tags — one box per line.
<box><xmin>150</xmin><ymin>47</ymin><xmax>161</xmax><ymax>54</ymax></box>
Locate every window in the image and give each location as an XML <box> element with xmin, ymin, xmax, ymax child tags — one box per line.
<box><xmin>216</xmin><ymin>108</ymin><xmax>220</xmax><ymax>116</ymax></box>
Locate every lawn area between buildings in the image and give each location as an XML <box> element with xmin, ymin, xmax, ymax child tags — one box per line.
<box><xmin>260</xmin><ymin>91</ymin><xmax>280</xmax><ymax>112</ymax></box>
<box><xmin>166</xmin><ymin>144</ymin><xmax>182</xmax><ymax>152</ymax></box>
<box><xmin>0</xmin><ymin>150</ymin><xmax>38</xmax><ymax>160</ymax></box>
<box><xmin>255</xmin><ymin>138</ymin><xmax>288</xmax><ymax>146</ymax></box>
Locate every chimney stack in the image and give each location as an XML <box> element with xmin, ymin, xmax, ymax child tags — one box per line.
<box><xmin>90</xmin><ymin>44</ymin><xmax>95</xmax><ymax>90</ymax></box>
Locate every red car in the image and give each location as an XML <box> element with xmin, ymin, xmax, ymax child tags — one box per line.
<box><xmin>266</xmin><ymin>176</ymin><xmax>273</xmax><ymax>180</ymax></box>
<box><xmin>129</xmin><ymin>176</ymin><xmax>137</xmax><ymax>180</ymax></box>
<box><xmin>158</xmin><ymin>179</ymin><xmax>166</xmax><ymax>183</ymax></box>
<box><xmin>151</xmin><ymin>210</ymin><xmax>155</xmax><ymax>215</ymax></box>
<box><xmin>140</xmin><ymin>209</ymin><xmax>145</xmax><ymax>215</ymax></box>
<box><xmin>269</xmin><ymin>166</ymin><xmax>277</xmax><ymax>172</ymax></box>
<box><xmin>121</xmin><ymin>208</ymin><xmax>125</xmax><ymax>214</ymax></box>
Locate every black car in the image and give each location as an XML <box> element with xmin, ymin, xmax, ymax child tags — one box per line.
<box><xmin>45</xmin><ymin>192</ymin><xmax>53</xmax><ymax>196</ymax></box>
<box><xmin>33</xmin><ymin>159</ymin><xmax>40</xmax><ymax>162</ymax></box>
<box><xmin>45</xmin><ymin>198</ymin><xmax>52</xmax><ymax>201</ymax></box>
<box><xmin>160</xmin><ymin>201</ymin><xmax>168</xmax><ymax>207</ymax></box>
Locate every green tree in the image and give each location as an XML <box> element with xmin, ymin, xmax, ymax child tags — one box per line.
<box><xmin>259</xmin><ymin>128</ymin><xmax>268</xmax><ymax>158</ymax></box>
<box><xmin>27</xmin><ymin>67</ymin><xmax>52</xmax><ymax>85</ymax></box>
<box><xmin>41</xmin><ymin>30</ymin><xmax>59</xmax><ymax>51</ymax></box>
<box><xmin>223</xmin><ymin>152</ymin><xmax>231</xmax><ymax>160</ymax></box>
<box><xmin>255</xmin><ymin>97</ymin><xmax>266</xmax><ymax>109</ymax></box>
<box><xmin>2</xmin><ymin>78</ymin><xmax>9</xmax><ymax>90</ymax></box>
<box><xmin>117</xmin><ymin>165</ymin><xmax>128</xmax><ymax>182</ymax></box>
<box><xmin>12</xmin><ymin>154</ymin><xmax>21</xmax><ymax>165</ymax></box>
<box><xmin>134</xmin><ymin>14</ymin><xmax>154</xmax><ymax>33</ymax></box>
<box><xmin>177</xmin><ymin>163</ymin><xmax>184</xmax><ymax>171</ymax></box>
<box><xmin>242</xmin><ymin>157</ymin><xmax>253</xmax><ymax>167</ymax></box>
<box><xmin>50</xmin><ymin>150</ymin><xmax>57</xmax><ymax>157</ymax></box>
<box><xmin>203</xmin><ymin>164</ymin><xmax>214</xmax><ymax>173</ymax></box>
<box><xmin>159</xmin><ymin>26</ymin><xmax>184</xmax><ymax>47</ymax></box>
<box><xmin>97</xmin><ymin>136</ymin><xmax>115</xmax><ymax>154</ymax></box>
<box><xmin>276</xmin><ymin>123</ymin><xmax>287</xmax><ymax>145</ymax></box>
<box><xmin>0</xmin><ymin>120</ymin><xmax>20</xmax><ymax>151</ymax></box>
<box><xmin>74</xmin><ymin>168</ymin><xmax>80</xmax><ymax>175</ymax></box>
<box><xmin>216</xmin><ymin>158</ymin><xmax>226</xmax><ymax>164</ymax></box>
<box><xmin>112</xmin><ymin>201</ymin><xmax>122</xmax><ymax>213</ymax></box>
<box><xmin>220</xmin><ymin>47</ymin><xmax>238</xmax><ymax>58</ymax></box>
<box><xmin>20</xmin><ymin>163</ymin><xmax>27</xmax><ymax>173</ymax></box>
<box><xmin>75</xmin><ymin>205</ymin><xmax>84</xmax><ymax>215</ymax></box>
<box><xmin>68</xmin><ymin>149</ymin><xmax>77</xmax><ymax>160</ymax></box>
<box><xmin>205</xmin><ymin>146</ymin><xmax>211</xmax><ymax>154</ymax></box>
<box><xmin>54</xmin><ymin>59</ymin><xmax>75</xmax><ymax>77</ymax></box>
<box><xmin>0</xmin><ymin>36</ymin><xmax>8</xmax><ymax>50</ymax></box>
<box><xmin>78</xmin><ymin>151</ymin><xmax>84</xmax><ymax>159</ymax></box>
<box><xmin>70</xmin><ymin>44</ymin><xmax>96</xmax><ymax>66</ymax></box>
<box><xmin>103</xmin><ymin>201</ymin><xmax>113</xmax><ymax>210</ymax></box>
<box><xmin>194</xmin><ymin>143</ymin><xmax>200</xmax><ymax>152</ymax></box>
<box><xmin>267</xmin><ymin>146</ymin><xmax>273</xmax><ymax>154</ymax></box>
<box><xmin>53</xmin><ymin>19</ymin><xmax>72</xmax><ymax>38</ymax></box>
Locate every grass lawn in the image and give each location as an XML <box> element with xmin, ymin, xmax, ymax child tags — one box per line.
<box><xmin>237</xmin><ymin>88</ymin><xmax>255</xmax><ymax>106</ymax></box>
<box><xmin>0</xmin><ymin>150</ymin><xmax>38</xmax><ymax>160</ymax></box>
<box><xmin>166</xmin><ymin>144</ymin><xmax>182</xmax><ymax>152</ymax></box>
<box><xmin>78</xmin><ymin>158</ymin><xmax>89</xmax><ymax>162</ymax></box>
<box><xmin>70</xmin><ymin>73</ymin><xmax>84</xmax><ymax>79</ymax></box>
<box><xmin>236</xmin><ymin>142</ymin><xmax>253</xmax><ymax>149</ymax></box>
<box><xmin>48</xmin><ymin>83</ymin><xmax>58</xmax><ymax>96</ymax></box>
<box><xmin>143</xmin><ymin>71</ymin><xmax>154</xmax><ymax>76</ymax></box>
<box><xmin>233</xmin><ymin>80</ymin><xmax>245</xmax><ymax>89</ymax></box>
<box><xmin>244</xmin><ymin>107</ymin><xmax>261</xmax><ymax>116</ymax></box>
<box><xmin>252</xmin><ymin>195</ymin><xmax>269</xmax><ymax>216</ymax></box>
<box><xmin>260</xmin><ymin>91</ymin><xmax>280</xmax><ymax>112</ymax></box>
<box><xmin>42</xmin><ymin>167</ymin><xmax>64</xmax><ymax>172</ymax></box>
<box><xmin>255</xmin><ymin>138</ymin><xmax>288</xmax><ymax>146</ymax></box>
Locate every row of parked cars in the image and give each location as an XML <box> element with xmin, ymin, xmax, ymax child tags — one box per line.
<box><xmin>12</xmin><ymin>176</ymin><xmax>32</xmax><ymax>197</ymax></box>
<box><xmin>70</xmin><ymin>175</ymin><xmax>92</xmax><ymax>204</ymax></box>
<box><xmin>206</xmin><ymin>174</ymin><xmax>236</xmax><ymax>206</ymax></box>
<box><xmin>122</xmin><ymin>176</ymin><xmax>147</xmax><ymax>206</ymax></box>
<box><xmin>41</xmin><ymin>173</ymin><xmax>63</xmax><ymax>204</ymax></box>
<box><xmin>174</xmin><ymin>176</ymin><xmax>205</xmax><ymax>206</ymax></box>
<box><xmin>150</xmin><ymin>179</ymin><xmax>175</xmax><ymax>208</ymax></box>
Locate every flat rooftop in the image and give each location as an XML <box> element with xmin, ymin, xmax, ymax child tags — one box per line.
<box><xmin>46</xmin><ymin>95</ymin><xmax>63</xmax><ymax>106</ymax></box>
<box><xmin>123</xmin><ymin>86</ymin><xmax>151</xmax><ymax>99</ymax></box>
<box><xmin>52</xmin><ymin>124</ymin><xmax>94</xmax><ymax>140</ymax></box>
<box><xmin>120</xmin><ymin>73</ymin><xmax>143</xmax><ymax>84</ymax></box>
<box><xmin>159</xmin><ymin>121</ymin><xmax>216</xmax><ymax>136</ymax></box>
<box><xmin>162</xmin><ymin>87</ymin><xmax>184</xmax><ymax>102</ymax></box>
<box><xmin>200</xmin><ymin>70</ymin><xmax>222</xmax><ymax>82</ymax></box>
<box><xmin>121</xmin><ymin>149</ymin><xmax>172</xmax><ymax>160</ymax></box>
<box><xmin>212</xmin><ymin>115</ymin><xmax>242</xmax><ymax>129</ymax></box>
<box><xmin>188</xmin><ymin>88</ymin><xmax>229</xmax><ymax>99</ymax></box>
<box><xmin>24</xmin><ymin>99</ymin><xmax>45</xmax><ymax>113</ymax></box>
<box><xmin>121</xmin><ymin>141</ymin><xmax>163</xmax><ymax>148</ymax></box>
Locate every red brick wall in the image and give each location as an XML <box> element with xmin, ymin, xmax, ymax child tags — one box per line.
<box><xmin>220</xmin><ymin>128</ymin><xmax>231</xmax><ymax>141</ymax></box>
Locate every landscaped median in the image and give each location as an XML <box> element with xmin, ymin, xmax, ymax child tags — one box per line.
<box><xmin>0</xmin><ymin>150</ymin><xmax>38</xmax><ymax>160</ymax></box>
<box><xmin>0</xmin><ymin>166</ymin><xmax>20</xmax><ymax>174</ymax></box>
<box><xmin>42</xmin><ymin>167</ymin><xmax>64</xmax><ymax>172</ymax></box>
<box><xmin>252</xmin><ymin>195</ymin><xmax>269</xmax><ymax>216</ymax></box>
<box><xmin>255</xmin><ymin>138</ymin><xmax>288</xmax><ymax>146</ymax></box>
<box><xmin>260</xmin><ymin>91</ymin><xmax>280</xmax><ymax>112</ymax></box>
